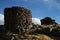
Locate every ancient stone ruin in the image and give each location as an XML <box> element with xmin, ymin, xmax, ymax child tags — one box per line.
<box><xmin>4</xmin><ymin>7</ymin><xmax>32</xmax><ymax>34</ymax></box>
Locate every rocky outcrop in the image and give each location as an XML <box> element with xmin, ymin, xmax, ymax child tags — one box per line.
<box><xmin>0</xmin><ymin>6</ymin><xmax>60</xmax><ymax>40</ymax></box>
<box><xmin>41</xmin><ymin>17</ymin><xmax>57</xmax><ymax>25</ymax></box>
<box><xmin>4</xmin><ymin>7</ymin><xmax>32</xmax><ymax>34</ymax></box>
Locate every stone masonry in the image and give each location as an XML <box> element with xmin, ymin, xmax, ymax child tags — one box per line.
<box><xmin>4</xmin><ymin>7</ymin><xmax>32</xmax><ymax>34</ymax></box>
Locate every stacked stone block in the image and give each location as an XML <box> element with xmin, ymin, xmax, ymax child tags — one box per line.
<box><xmin>4</xmin><ymin>7</ymin><xmax>32</xmax><ymax>34</ymax></box>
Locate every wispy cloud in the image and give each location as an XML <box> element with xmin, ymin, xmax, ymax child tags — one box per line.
<box><xmin>23</xmin><ymin>0</ymin><xmax>60</xmax><ymax>9</ymax></box>
<box><xmin>24</xmin><ymin>0</ymin><xmax>28</xmax><ymax>2</ymax></box>
<box><xmin>42</xmin><ymin>0</ymin><xmax>60</xmax><ymax>9</ymax></box>
<box><xmin>0</xmin><ymin>14</ymin><xmax>4</xmax><ymax>25</ymax></box>
<box><xmin>32</xmin><ymin>18</ymin><xmax>41</xmax><ymax>25</ymax></box>
<box><xmin>43</xmin><ymin>0</ymin><xmax>50</xmax><ymax>2</ymax></box>
<box><xmin>23</xmin><ymin>0</ymin><xmax>41</xmax><ymax>3</ymax></box>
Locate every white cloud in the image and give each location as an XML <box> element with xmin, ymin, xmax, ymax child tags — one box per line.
<box><xmin>23</xmin><ymin>0</ymin><xmax>41</xmax><ymax>3</ymax></box>
<box><xmin>32</xmin><ymin>18</ymin><xmax>41</xmax><ymax>25</ymax></box>
<box><xmin>0</xmin><ymin>14</ymin><xmax>41</xmax><ymax>25</ymax></box>
<box><xmin>0</xmin><ymin>14</ymin><xmax>4</xmax><ymax>25</ymax></box>
<box><xmin>23</xmin><ymin>0</ymin><xmax>60</xmax><ymax>9</ymax></box>
<box><xmin>42</xmin><ymin>0</ymin><xmax>60</xmax><ymax>9</ymax></box>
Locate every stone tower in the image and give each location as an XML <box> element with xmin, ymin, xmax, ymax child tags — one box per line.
<box><xmin>4</xmin><ymin>7</ymin><xmax>32</xmax><ymax>34</ymax></box>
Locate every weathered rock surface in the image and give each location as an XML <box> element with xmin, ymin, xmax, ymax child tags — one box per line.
<box><xmin>4</xmin><ymin>7</ymin><xmax>32</xmax><ymax>34</ymax></box>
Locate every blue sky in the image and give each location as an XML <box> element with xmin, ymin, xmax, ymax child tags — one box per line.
<box><xmin>0</xmin><ymin>0</ymin><xmax>60</xmax><ymax>24</ymax></box>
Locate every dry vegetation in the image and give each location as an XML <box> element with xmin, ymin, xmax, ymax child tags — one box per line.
<box><xmin>5</xmin><ymin>33</ymin><xmax>54</xmax><ymax>40</ymax></box>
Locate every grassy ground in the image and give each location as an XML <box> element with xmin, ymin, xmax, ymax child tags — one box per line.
<box><xmin>14</xmin><ymin>34</ymin><xmax>54</xmax><ymax>40</ymax></box>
